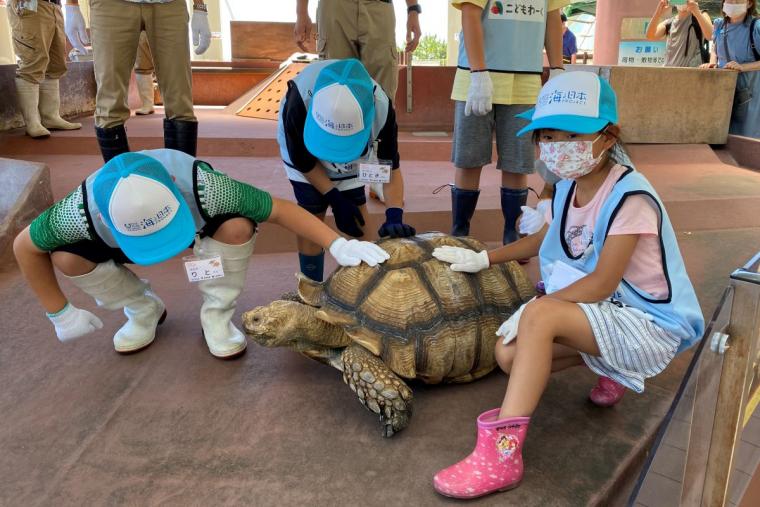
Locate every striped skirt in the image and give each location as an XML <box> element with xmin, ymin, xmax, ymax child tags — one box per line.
<box><xmin>578</xmin><ymin>301</ymin><xmax>681</xmax><ymax>393</ymax></box>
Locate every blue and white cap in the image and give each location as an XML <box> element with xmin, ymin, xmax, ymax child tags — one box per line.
<box><xmin>93</xmin><ymin>153</ymin><xmax>196</xmax><ymax>265</ymax></box>
<box><xmin>304</xmin><ymin>59</ymin><xmax>376</xmax><ymax>163</ymax></box>
<box><xmin>517</xmin><ymin>71</ymin><xmax>618</xmax><ymax>136</ymax></box>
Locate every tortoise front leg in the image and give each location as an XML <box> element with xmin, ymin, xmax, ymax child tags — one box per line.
<box><xmin>341</xmin><ymin>343</ymin><xmax>413</xmax><ymax>437</ymax></box>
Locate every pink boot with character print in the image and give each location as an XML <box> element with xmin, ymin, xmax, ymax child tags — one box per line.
<box><xmin>433</xmin><ymin>409</ymin><xmax>530</xmax><ymax>499</ymax></box>
<box><xmin>589</xmin><ymin>376</ymin><xmax>626</xmax><ymax>407</ymax></box>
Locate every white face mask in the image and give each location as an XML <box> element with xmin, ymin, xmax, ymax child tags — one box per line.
<box><xmin>723</xmin><ymin>2</ymin><xmax>749</xmax><ymax>17</ymax></box>
<box><xmin>539</xmin><ymin>135</ymin><xmax>606</xmax><ymax>179</ymax></box>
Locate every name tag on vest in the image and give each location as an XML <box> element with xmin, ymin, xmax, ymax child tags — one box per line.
<box><xmin>487</xmin><ymin>0</ymin><xmax>546</xmax><ymax>23</ymax></box>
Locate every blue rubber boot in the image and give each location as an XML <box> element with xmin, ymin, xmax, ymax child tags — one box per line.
<box><xmin>299</xmin><ymin>251</ymin><xmax>325</xmax><ymax>282</ymax></box>
<box><xmin>451</xmin><ymin>187</ymin><xmax>480</xmax><ymax>237</ymax></box>
<box><xmin>500</xmin><ymin>187</ymin><xmax>528</xmax><ymax>245</ymax></box>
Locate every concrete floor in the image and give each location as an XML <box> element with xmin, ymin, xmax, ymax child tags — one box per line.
<box><xmin>2</xmin><ymin>110</ymin><xmax>760</xmax><ymax>506</ymax></box>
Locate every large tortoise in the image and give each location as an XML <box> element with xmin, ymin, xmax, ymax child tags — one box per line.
<box><xmin>242</xmin><ymin>233</ymin><xmax>534</xmax><ymax>436</ymax></box>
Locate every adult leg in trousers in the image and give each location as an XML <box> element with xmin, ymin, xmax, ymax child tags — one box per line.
<box><xmin>145</xmin><ymin>0</ymin><xmax>198</xmax><ymax>156</ymax></box>
<box><xmin>134</xmin><ymin>31</ymin><xmax>155</xmax><ymax>116</ymax></box>
<box><xmin>9</xmin><ymin>1</ymin><xmax>52</xmax><ymax>138</ymax></box>
<box><xmin>90</xmin><ymin>0</ymin><xmax>142</xmax><ymax>161</ymax></box>
<box><xmin>316</xmin><ymin>0</ymin><xmax>361</xmax><ymax>61</ymax></box>
<box><xmin>39</xmin><ymin>2</ymin><xmax>81</xmax><ymax>132</ymax></box>
<box><xmin>357</xmin><ymin>0</ymin><xmax>398</xmax><ymax>100</ymax></box>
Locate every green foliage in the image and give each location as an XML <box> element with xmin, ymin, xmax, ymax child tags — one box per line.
<box><xmin>413</xmin><ymin>34</ymin><xmax>447</xmax><ymax>62</ymax></box>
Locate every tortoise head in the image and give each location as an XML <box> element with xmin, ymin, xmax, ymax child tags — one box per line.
<box><xmin>242</xmin><ymin>300</ymin><xmax>305</xmax><ymax>348</ymax></box>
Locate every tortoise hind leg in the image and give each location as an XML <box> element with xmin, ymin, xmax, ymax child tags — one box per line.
<box><xmin>341</xmin><ymin>343</ymin><xmax>413</xmax><ymax>437</ymax></box>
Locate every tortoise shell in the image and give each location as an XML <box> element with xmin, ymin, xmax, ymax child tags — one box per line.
<box><xmin>300</xmin><ymin>232</ymin><xmax>535</xmax><ymax>384</ymax></box>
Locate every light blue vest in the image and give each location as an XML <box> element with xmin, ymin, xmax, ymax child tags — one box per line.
<box><xmin>457</xmin><ymin>0</ymin><xmax>548</xmax><ymax>74</ymax></box>
<box><xmin>84</xmin><ymin>149</ymin><xmax>206</xmax><ymax>248</ymax></box>
<box><xmin>277</xmin><ymin>59</ymin><xmax>389</xmax><ymax>186</ymax></box>
<box><xmin>538</xmin><ymin>168</ymin><xmax>705</xmax><ymax>352</ymax></box>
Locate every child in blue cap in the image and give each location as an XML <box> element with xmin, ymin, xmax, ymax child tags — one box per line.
<box><xmin>448</xmin><ymin>0</ymin><xmax>568</xmax><ymax>246</ymax></box>
<box><xmin>13</xmin><ymin>149</ymin><xmax>389</xmax><ymax>358</ymax></box>
<box><xmin>431</xmin><ymin>71</ymin><xmax>704</xmax><ymax>499</ymax></box>
<box><xmin>278</xmin><ymin>58</ymin><xmax>416</xmax><ymax>283</ymax></box>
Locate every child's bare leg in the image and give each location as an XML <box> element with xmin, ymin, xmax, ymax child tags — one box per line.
<box><xmin>455</xmin><ymin>167</ymin><xmax>483</xmax><ymax>190</ymax></box>
<box><xmin>51</xmin><ymin>251</ymin><xmax>97</xmax><ymax>277</ymax></box>
<box><xmin>500</xmin><ymin>298</ymin><xmax>600</xmax><ymax>418</ymax></box>
<box><xmin>495</xmin><ymin>341</ymin><xmax>582</xmax><ymax>374</ymax></box>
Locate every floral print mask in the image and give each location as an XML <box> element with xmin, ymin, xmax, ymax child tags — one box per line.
<box><xmin>539</xmin><ymin>135</ymin><xmax>605</xmax><ymax>179</ymax></box>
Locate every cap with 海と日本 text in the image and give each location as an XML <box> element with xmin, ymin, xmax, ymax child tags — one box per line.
<box><xmin>516</xmin><ymin>71</ymin><xmax>618</xmax><ymax>136</ymax></box>
<box><xmin>92</xmin><ymin>152</ymin><xmax>196</xmax><ymax>265</ymax></box>
<box><xmin>304</xmin><ymin>58</ymin><xmax>376</xmax><ymax>163</ymax></box>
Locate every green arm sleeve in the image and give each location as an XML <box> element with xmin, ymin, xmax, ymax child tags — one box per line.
<box><xmin>29</xmin><ymin>187</ymin><xmax>92</xmax><ymax>251</ymax></box>
<box><xmin>196</xmin><ymin>162</ymin><xmax>273</xmax><ymax>223</ymax></box>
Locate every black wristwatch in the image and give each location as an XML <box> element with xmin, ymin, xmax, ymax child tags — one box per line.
<box><xmin>407</xmin><ymin>4</ymin><xmax>421</xmax><ymax>14</ymax></box>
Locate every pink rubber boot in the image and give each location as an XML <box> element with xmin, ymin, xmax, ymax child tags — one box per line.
<box><xmin>433</xmin><ymin>409</ymin><xmax>530</xmax><ymax>499</ymax></box>
<box><xmin>589</xmin><ymin>376</ymin><xmax>626</xmax><ymax>407</ymax></box>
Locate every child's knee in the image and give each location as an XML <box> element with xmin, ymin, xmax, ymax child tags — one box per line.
<box><xmin>519</xmin><ymin>297</ymin><xmax>562</xmax><ymax>333</ymax></box>
<box><xmin>212</xmin><ymin>217</ymin><xmax>255</xmax><ymax>245</ymax></box>
<box><xmin>51</xmin><ymin>251</ymin><xmax>96</xmax><ymax>277</ymax></box>
<box><xmin>494</xmin><ymin>342</ymin><xmax>516</xmax><ymax>373</ymax></box>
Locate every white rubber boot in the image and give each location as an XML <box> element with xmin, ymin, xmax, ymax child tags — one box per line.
<box><xmin>39</xmin><ymin>78</ymin><xmax>81</xmax><ymax>130</ymax></box>
<box><xmin>194</xmin><ymin>235</ymin><xmax>255</xmax><ymax>358</ymax></box>
<box><xmin>14</xmin><ymin>78</ymin><xmax>50</xmax><ymax>138</ymax></box>
<box><xmin>369</xmin><ymin>182</ymin><xmax>386</xmax><ymax>204</ymax></box>
<box><xmin>65</xmin><ymin>260</ymin><xmax>166</xmax><ymax>353</ymax></box>
<box><xmin>134</xmin><ymin>74</ymin><xmax>155</xmax><ymax>115</ymax></box>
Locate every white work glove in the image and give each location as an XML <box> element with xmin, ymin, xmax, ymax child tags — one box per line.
<box><xmin>64</xmin><ymin>5</ymin><xmax>89</xmax><ymax>55</ymax></box>
<box><xmin>47</xmin><ymin>303</ymin><xmax>103</xmax><ymax>343</ymax></box>
<box><xmin>432</xmin><ymin>246</ymin><xmax>490</xmax><ymax>273</ymax></box>
<box><xmin>465</xmin><ymin>71</ymin><xmax>493</xmax><ymax>117</ymax></box>
<box><xmin>518</xmin><ymin>199</ymin><xmax>552</xmax><ymax>235</ymax></box>
<box><xmin>191</xmin><ymin>9</ymin><xmax>212</xmax><ymax>55</ymax></box>
<box><xmin>549</xmin><ymin>67</ymin><xmax>565</xmax><ymax>80</ymax></box>
<box><xmin>329</xmin><ymin>237</ymin><xmax>390</xmax><ymax>267</ymax></box>
<box><xmin>496</xmin><ymin>297</ymin><xmax>536</xmax><ymax>345</ymax></box>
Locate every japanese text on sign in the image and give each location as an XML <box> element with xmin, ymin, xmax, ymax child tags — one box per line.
<box><xmin>488</xmin><ymin>0</ymin><xmax>546</xmax><ymax>23</ymax></box>
<box><xmin>618</xmin><ymin>41</ymin><xmax>667</xmax><ymax>67</ymax></box>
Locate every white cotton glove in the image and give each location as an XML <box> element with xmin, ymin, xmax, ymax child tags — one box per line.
<box><xmin>191</xmin><ymin>10</ymin><xmax>212</xmax><ymax>55</ymax></box>
<box><xmin>549</xmin><ymin>67</ymin><xmax>565</xmax><ymax>80</ymax></box>
<box><xmin>496</xmin><ymin>297</ymin><xmax>536</xmax><ymax>345</ymax></box>
<box><xmin>47</xmin><ymin>303</ymin><xmax>103</xmax><ymax>343</ymax></box>
<box><xmin>64</xmin><ymin>5</ymin><xmax>90</xmax><ymax>54</ymax></box>
<box><xmin>432</xmin><ymin>246</ymin><xmax>490</xmax><ymax>273</ymax></box>
<box><xmin>518</xmin><ymin>199</ymin><xmax>552</xmax><ymax>235</ymax></box>
<box><xmin>465</xmin><ymin>71</ymin><xmax>493</xmax><ymax>117</ymax></box>
<box><xmin>329</xmin><ymin>237</ymin><xmax>390</xmax><ymax>267</ymax></box>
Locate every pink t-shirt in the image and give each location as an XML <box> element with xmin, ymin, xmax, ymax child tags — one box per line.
<box><xmin>546</xmin><ymin>165</ymin><xmax>669</xmax><ymax>299</ymax></box>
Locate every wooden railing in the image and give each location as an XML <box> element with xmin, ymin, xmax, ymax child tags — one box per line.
<box><xmin>630</xmin><ymin>251</ymin><xmax>760</xmax><ymax>506</ymax></box>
